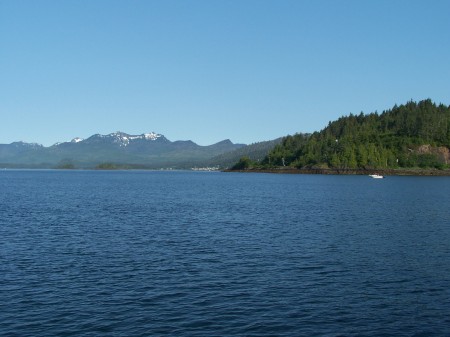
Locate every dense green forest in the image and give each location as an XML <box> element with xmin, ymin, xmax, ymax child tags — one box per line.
<box><xmin>234</xmin><ymin>99</ymin><xmax>450</xmax><ymax>170</ymax></box>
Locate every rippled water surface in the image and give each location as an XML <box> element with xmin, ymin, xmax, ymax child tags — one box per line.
<box><xmin>1</xmin><ymin>170</ymin><xmax>450</xmax><ymax>336</ymax></box>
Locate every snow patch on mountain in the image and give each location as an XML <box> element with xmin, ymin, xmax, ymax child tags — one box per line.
<box><xmin>88</xmin><ymin>132</ymin><xmax>163</xmax><ymax>147</ymax></box>
<box><xmin>143</xmin><ymin>132</ymin><xmax>161</xmax><ymax>140</ymax></box>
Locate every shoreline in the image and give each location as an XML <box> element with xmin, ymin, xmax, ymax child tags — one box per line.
<box><xmin>224</xmin><ymin>167</ymin><xmax>450</xmax><ymax>176</ymax></box>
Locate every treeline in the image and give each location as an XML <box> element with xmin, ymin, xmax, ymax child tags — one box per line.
<box><xmin>233</xmin><ymin>99</ymin><xmax>450</xmax><ymax>170</ymax></box>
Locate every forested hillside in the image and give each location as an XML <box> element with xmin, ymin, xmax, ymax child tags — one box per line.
<box><xmin>244</xmin><ymin>99</ymin><xmax>450</xmax><ymax>170</ymax></box>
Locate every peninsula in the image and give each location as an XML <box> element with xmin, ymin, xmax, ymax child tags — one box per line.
<box><xmin>229</xmin><ymin>99</ymin><xmax>450</xmax><ymax>176</ymax></box>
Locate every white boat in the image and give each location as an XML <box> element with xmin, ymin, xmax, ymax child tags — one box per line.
<box><xmin>369</xmin><ymin>174</ymin><xmax>384</xmax><ymax>179</ymax></box>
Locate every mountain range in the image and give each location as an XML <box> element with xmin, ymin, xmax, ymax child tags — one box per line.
<box><xmin>0</xmin><ymin>132</ymin><xmax>247</xmax><ymax>169</ymax></box>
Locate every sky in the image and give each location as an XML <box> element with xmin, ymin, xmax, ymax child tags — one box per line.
<box><xmin>1</xmin><ymin>0</ymin><xmax>449</xmax><ymax>146</ymax></box>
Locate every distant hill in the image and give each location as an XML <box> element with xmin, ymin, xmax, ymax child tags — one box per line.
<box><xmin>205</xmin><ymin>138</ymin><xmax>283</xmax><ymax>168</ymax></box>
<box><xmin>0</xmin><ymin>132</ymin><xmax>245</xmax><ymax>169</ymax></box>
<box><xmin>235</xmin><ymin>99</ymin><xmax>450</xmax><ymax>170</ymax></box>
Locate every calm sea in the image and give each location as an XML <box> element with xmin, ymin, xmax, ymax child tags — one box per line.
<box><xmin>1</xmin><ymin>170</ymin><xmax>449</xmax><ymax>336</ymax></box>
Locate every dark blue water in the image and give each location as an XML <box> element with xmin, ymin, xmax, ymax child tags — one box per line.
<box><xmin>1</xmin><ymin>170</ymin><xmax>449</xmax><ymax>336</ymax></box>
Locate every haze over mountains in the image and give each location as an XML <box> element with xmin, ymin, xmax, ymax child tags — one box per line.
<box><xmin>0</xmin><ymin>131</ymin><xmax>250</xmax><ymax>169</ymax></box>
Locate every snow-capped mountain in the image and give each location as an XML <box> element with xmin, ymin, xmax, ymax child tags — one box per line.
<box><xmin>0</xmin><ymin>131</ymin><xmax>245</xmax><ymax>169</ymax></box>
<box><xmin>71</xmin><ymin>137</ymin><xmax>84</xmax><ymax>143</ymax></box>
<box><xmin>83</xmin><ymin>131</ymin><xmax>163</xmax><ymax>147</ymax></box>
<box><xmin>63</xmin><ymin>132</ymin><xmax>162</xmax><ymax>147</ymax></box>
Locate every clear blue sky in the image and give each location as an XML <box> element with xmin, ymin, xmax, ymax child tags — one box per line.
<box><xmin>1</xmin><ymin>0</ymin><xmax>449</xmax><ymax>146</ymax></box>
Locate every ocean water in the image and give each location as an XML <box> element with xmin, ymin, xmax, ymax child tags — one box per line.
<box><xmin>1</xmin><ymin>170</ymin><xmax>449</xmax><ymax>336</ymax></box>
